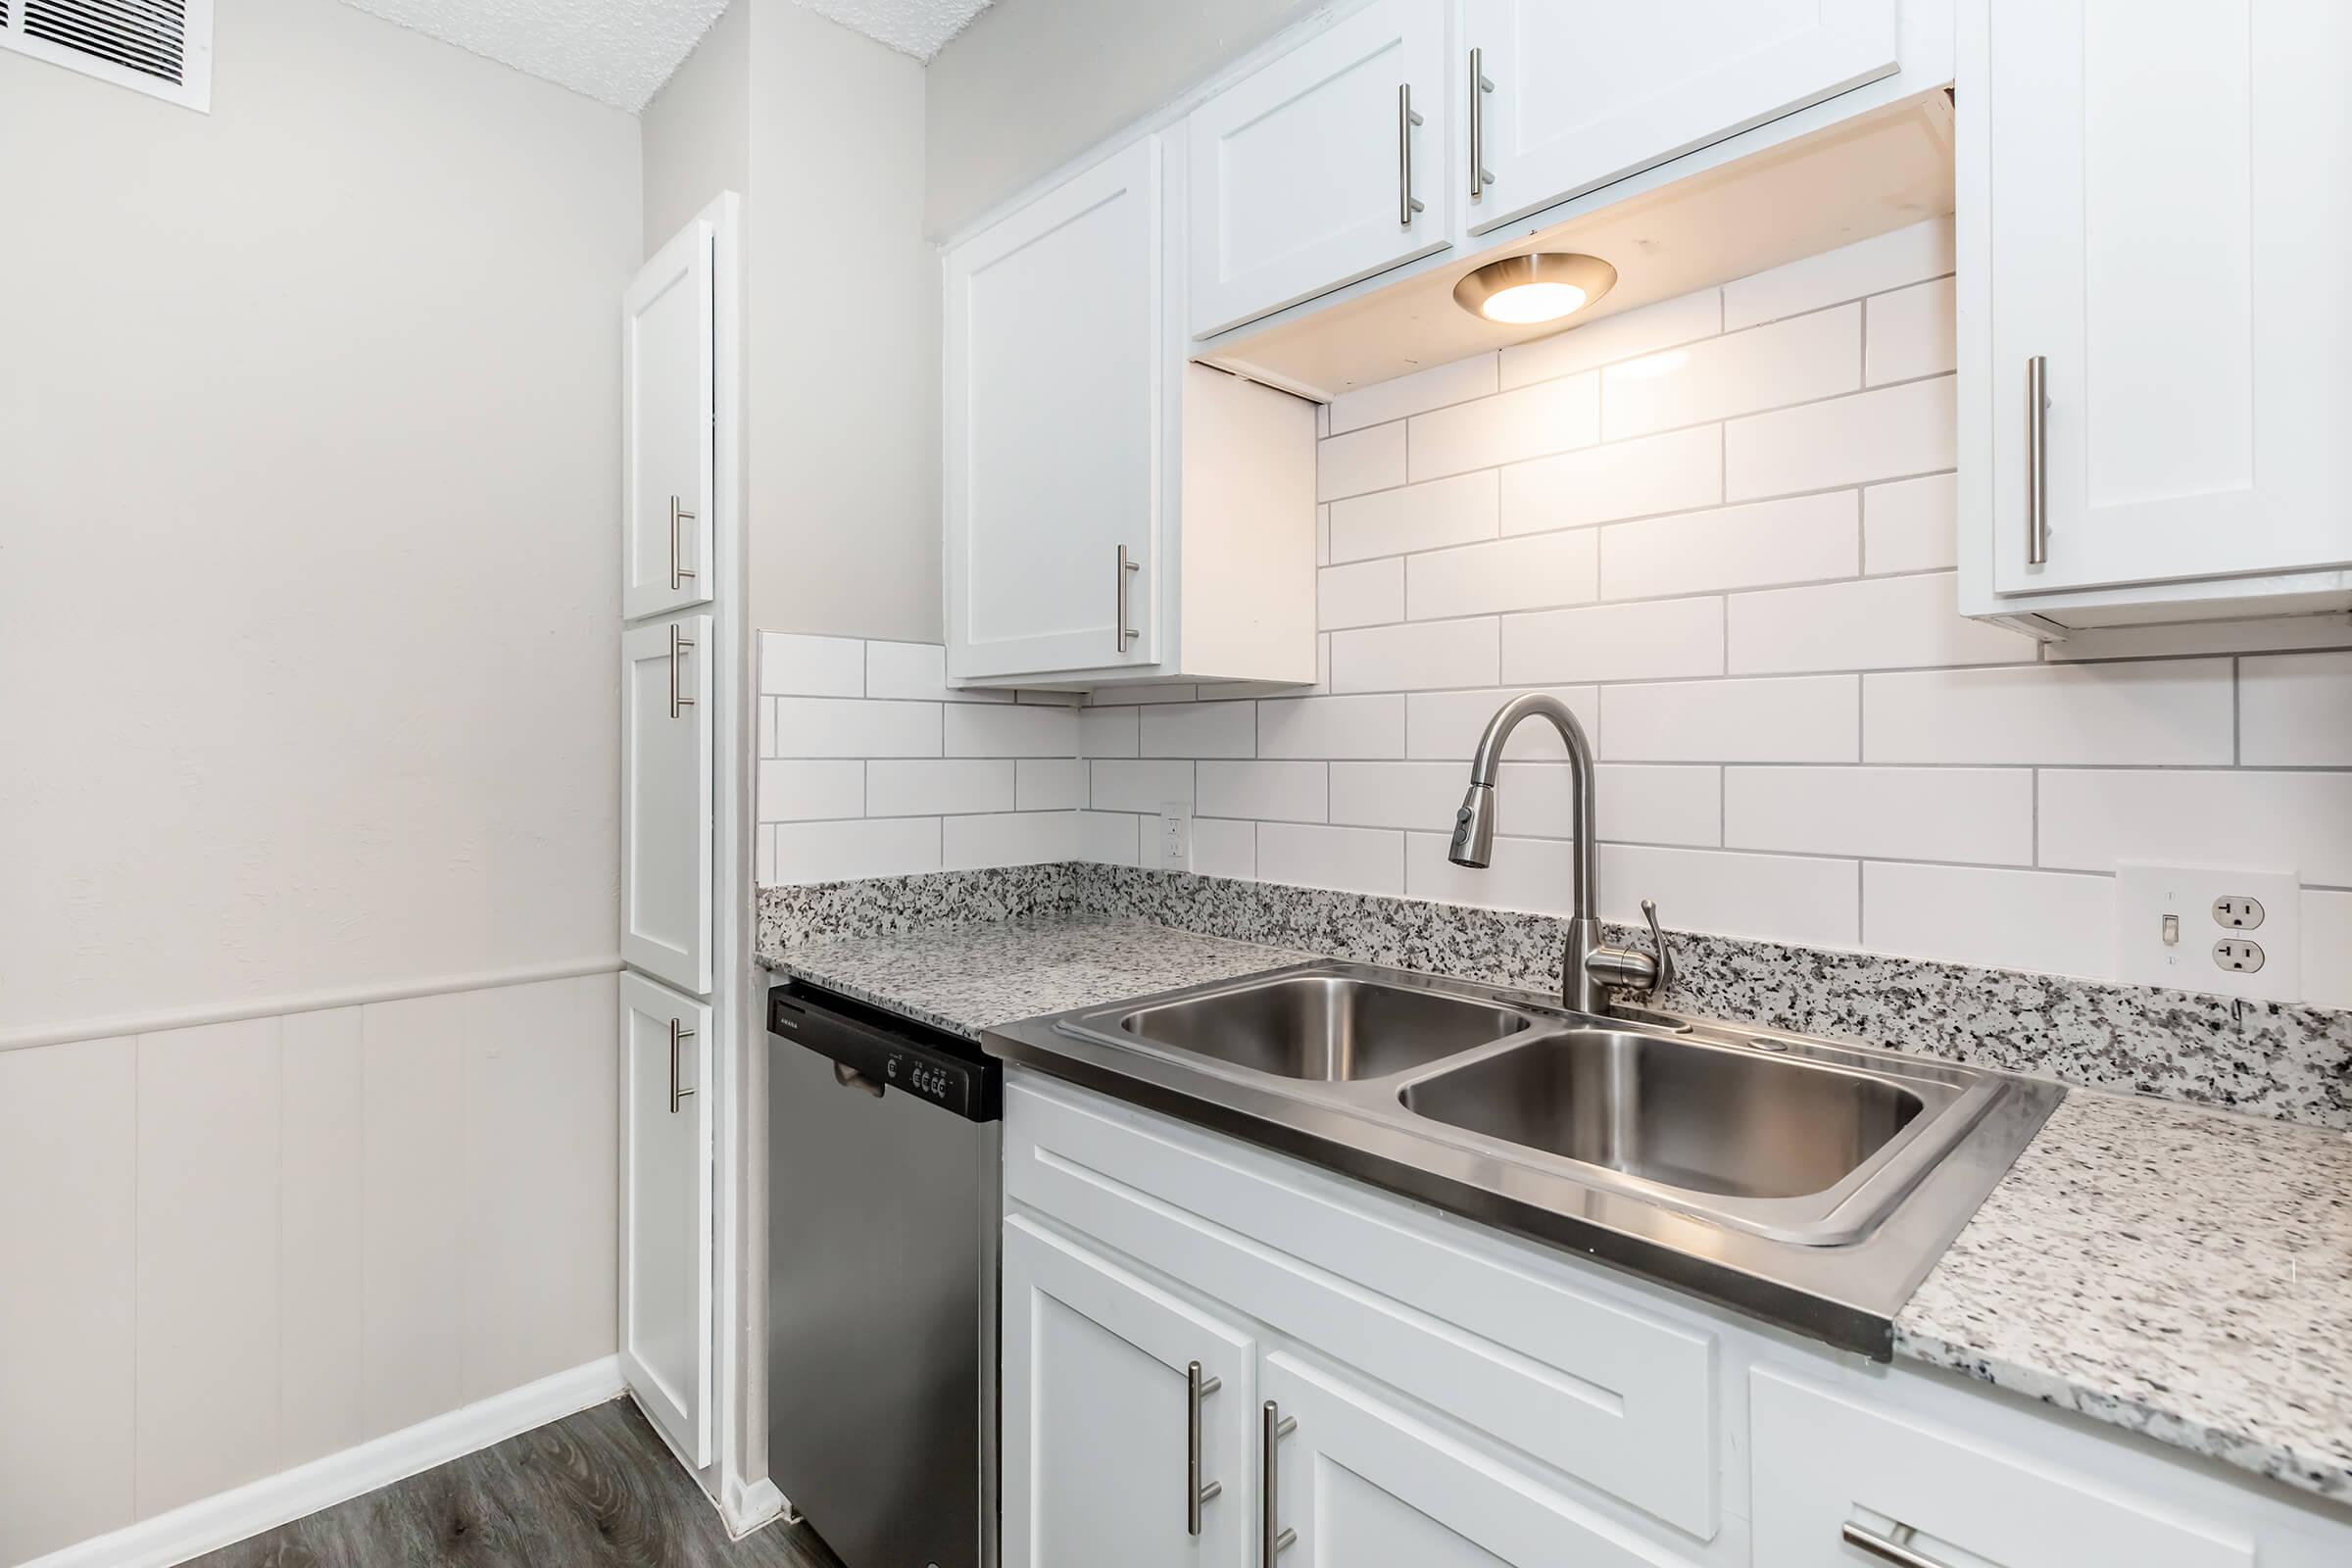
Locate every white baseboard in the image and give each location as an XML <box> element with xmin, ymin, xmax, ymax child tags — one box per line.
<box><xmin>720</xmin><ymin>1475</ymin><xmax>787</xmax><ymax>1539</ymax></box>
<box><xmin>24</xmin><ymin>1356</ymin><xmax>625</xmax><ymax>1568</ymax></box>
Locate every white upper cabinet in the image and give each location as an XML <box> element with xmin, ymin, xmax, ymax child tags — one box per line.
<box><xmin>1959</xmin><ymin>0</ymin><xmax>2352</xmax><ymax>626</ymax></box>
<box><xmin>947</xmin><ymin>137</ymin><xmax>1164</xmax><ymax>682</ymax></box>
<box><xmin>1186</xmin><ymin>0</ymin><xmax>1450</xmax><ymax>337</ymax></box>
<box><xmin>1463</xmin><ymin>0</ymin><xmax>1902</xmax><ymax>232</ymax></box>
<box><xmin>620</xmin><ymin>219</ymin><xmax>714</xmax><ymax>621</ymax></box>
<box><xmin>620</xmin><ymin>616</ymin><xmax>712</xmax><ymax>996</ymax></box>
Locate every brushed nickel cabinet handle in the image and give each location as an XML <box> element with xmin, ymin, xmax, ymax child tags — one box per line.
<box><xmin>1261</xmin><ymin>1400</ymin><xmax>1297</xmax><ymax>1557</ymax></box>
<box><xmin>667</xmin><ymin>495</ymin><xmax>698</xmax><ymax>590</ymax></box>
<box><xmin>1842</xmin><ymin>1521</ymin><xmax>1952</xmax><ymax>1568</ymax></box>
<box><xmin>1185</xmin><ymin>1361</ymin><xmax>1223</xmax><ymax>1536</ymax></box>
<box><xmin>667</xmin><ymin>621</ymin><xmax>697</xmax><ymax>718</ymax></box>
<box><xmin>1469</xmin><ymin>48</ymin><xmax>1495</xmax><ymax>199</ymax></box>
<box><xmin>666</xmin><ymin>1017</ymin><xmax>697</xmax><ymax>1114</ymax></box>
<box><xmin>2026</xmin><ymin>355</ymin><xmax>2049</xmax><ymax>566</ymax></box>
<box><xmin>1397</xmin><ymin>83</ymin><xmax>1426</xmax><ymax>226</ymax></box>
<box><xmin>1115</xmin><ymin>544</ymin><xmax>1141</xmax><ymax>652</ymax></box>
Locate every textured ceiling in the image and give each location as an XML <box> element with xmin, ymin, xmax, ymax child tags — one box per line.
<box><xmin>337</xmin><ymin>0</ymin><xmax>992</xmax><ymax>112</ymax></box>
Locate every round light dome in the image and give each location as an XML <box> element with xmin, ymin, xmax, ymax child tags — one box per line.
<box><xmin>1452</xmin><ymin>253</ymin><xmax>1618</xmax><ymax>326</ymax></box>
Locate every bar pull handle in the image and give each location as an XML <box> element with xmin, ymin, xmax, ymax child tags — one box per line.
<box><xmin>1397</xmin><ymin>83</ymin><xmax>1426</xmax><ymax>226</ymax></box>
<box><xmin>1469</xmin><ymin>49</ymin><xmax>1495</xmax><ymax>199</ymax></box>
<box><xmin>1841</xmin><ymin>1520</ymin><xmax>1954</xmax><ymax>1568</ymax></box>
<box><xmin>1115</xmin><ymin>544</ymin><xmax>1141</xmax><ymax>652</ymax></box>
<box><xmin>667</xmin><ymin>494</ymin><xmax>698</xmax><ymax>589</ymax></box>
<box><xmin>830</xmin><ymin>1060</ymin><xmax>884</xmax><ymax>1098</ymax></box>
<box><xmin>667</xmin><ymin>621</ymin><xmax>697</xmax><ymax>718</ymax></box>
<box><xmin>1185</xmin><ymin>1361</ymin><xmax>1223</xmax><ymax>1536</ymax></box>
<box><xmin>666</xmin><ymin>1018</ymin><xmax>697</xmax><ymax>1114</ymax></box>
<box><xmin>1261</xmin><ymin>1400</ymin><xmax>1297</xmax><ymax>1557</ymax></box>
<box><xmin>2026</xmin><ymin>355</ymin><xmax>2049</xmax><ymax>567</ymax></box>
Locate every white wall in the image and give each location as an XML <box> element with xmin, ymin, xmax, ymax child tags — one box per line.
<box><xmin>0</xmin><ymin>4</ymin><xmax>639</xmax><ymax>1560</ymax></box>
<box><xmin>0</xmin><ymin>0</ymin><xmax>640</xmax><ymax>1037</ymax></box>
<box><xmin>1071</xmin><ymin>220</ymin><xmax>2352</xmax><ymax>1006</ymax></box>
<box><xmin>923</xmin><ymin>0</ymin><xmax>1322</xmax><ymax>238</ymax></box>
<box><xmin>642</xmin><ymin>0</ymin><xmax>751</xmax><ymax>255</ymax></box>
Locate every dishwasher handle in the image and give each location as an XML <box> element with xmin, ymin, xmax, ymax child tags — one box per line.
<box><xmin>768</xmin><ymin>985</ymin><xmax>1000</xmax><ymax>1122</ymax></box>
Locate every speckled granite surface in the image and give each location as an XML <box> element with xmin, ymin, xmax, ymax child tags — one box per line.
<box><xmin>762</xmin><ymin>914</ymin><xmax>1307</xmax><ymax>1040</ymax></box>
<box><xmin>1898</xmin><ymin>1092</ymin><xmax>2352</xmax><ymax>1502</ymax></box>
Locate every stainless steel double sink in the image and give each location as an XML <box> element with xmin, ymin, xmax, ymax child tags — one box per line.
<box><xmin>985</xmin><ymin>961</ymin><xmax>2064</xmax><ymax>1356</ymax></box>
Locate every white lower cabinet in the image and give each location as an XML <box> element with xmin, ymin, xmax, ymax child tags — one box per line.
<box><xmin>618</xmin><ymin>972</ymin><xmax>713</xmax><ymax>1467</ymax></box>
<box><xmin>1002</xmin><ymin>1214</ymin><xmax>1257</xmax><ymax>1566</ymax></box>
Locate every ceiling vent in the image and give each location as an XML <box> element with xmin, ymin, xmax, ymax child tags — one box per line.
<box><xmin>2</xmin><ymin>0</ymin><xmax>213</xmax><ymax>112</ymax></box>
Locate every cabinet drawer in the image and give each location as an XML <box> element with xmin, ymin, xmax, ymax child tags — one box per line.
<box><xmin>1004</xmin><ymin>1079</ymin><xmax>1721</xmax><ymax>1540</ymax></box>
<box><xmin>1751</xmin><ymin>1368</ymin><xmax>2253</xmax><ymax>1568</ymax></box>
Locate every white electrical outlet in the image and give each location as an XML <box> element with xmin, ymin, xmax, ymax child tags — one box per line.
<box><xmin>1155</xmin><ymin>803</ymin><xmax>1192</xmax><ymax>870</ymax></box>
<box><xmin>2116</xmin><ymin>863</ymin><xmax>2302</xmax><ymax>1003</ymax></box>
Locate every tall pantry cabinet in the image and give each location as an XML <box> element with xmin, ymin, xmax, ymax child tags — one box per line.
<box><xmin>616</xmin><ymin>194</ymin><xmax>745</xmax><ymax>1482</ymax></box>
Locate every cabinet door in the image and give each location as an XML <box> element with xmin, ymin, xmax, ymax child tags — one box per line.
<box><xmin>1465</xmin><ymin>0</ymin><xmax>1900</xmax><ymax>231</ymax></box>
<box><xmin>946</xmin><ymin>139</ymin><xmax>1163</xmax><ymax>684</ymax></box>
<box><xmin>1002</xmin><ymin>1215</ymin><xmax>1255</xmax><ymax>1567</ymax></box>
<box><xmin>1186</xmin><ymin>0</ymin><xmax>1448</xmax><ymax>337</ymax></box>
<box><xmin>620</xmin><ymin>617</ymin><xmax>711</xmax><ymax>997</ymax></box>
<box><xmin>621</xmin><ymin>219</ymin><xmax>714</xmax><ymax>620</ymax></box>
<box><xmin>618</xmin><ymin>972</ymin><xmax>713</xmax><ymax>1468</ymax></box>
<box><xmin>1260</xmin><ymin>1352</ymin><xmax>1671</xmax><ymax>1568</ymax></box>
<box><xmin>1983</xmin><ymin>1</ymin><xmax>2352</xmax><ymax>596</ymax></box>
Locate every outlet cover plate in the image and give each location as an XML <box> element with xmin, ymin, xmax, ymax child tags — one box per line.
<box><xmin>2116</xmin><ymin>863</ymin><xmax>2301</xmax><ymax>1003</ymax></box>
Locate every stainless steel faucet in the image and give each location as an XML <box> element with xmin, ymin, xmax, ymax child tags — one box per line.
<box><xmin>1447</xmin><ymin>691</ymin><xmax>1674</xmax><ymax>1016</ymax></box>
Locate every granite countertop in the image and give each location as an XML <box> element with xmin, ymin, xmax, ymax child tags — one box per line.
<box><xmin>759</xmin><ymin>914</ymin><xmax>2352</xmax><ymax>1507</ymax></box>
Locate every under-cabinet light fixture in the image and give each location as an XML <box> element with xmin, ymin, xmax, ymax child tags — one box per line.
<box><xmin>1452</xmin><ymin>252</ymin><xmax>1618</xmax><ymax>325</ymax></box>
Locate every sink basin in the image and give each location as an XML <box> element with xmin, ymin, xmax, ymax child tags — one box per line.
<box><xmin>1116</xmin><ymin>971</ymin><xmax>1531</xmax><ymax>1081</ymax></box>
<box><xmin>1399</xmin><ymin>1029</ymin><xmax>1924</xmax><ymax>1200</ymax></box>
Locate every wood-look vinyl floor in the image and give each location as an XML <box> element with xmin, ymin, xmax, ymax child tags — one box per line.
<box><xmin>189</xmin><ymin>1398</ymin><xmax>845</xmax><ymax>1568</ymax></box>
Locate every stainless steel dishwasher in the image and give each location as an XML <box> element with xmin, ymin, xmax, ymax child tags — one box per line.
<box><xmin>767</xmin><ymin>980</ymin><xmax>1000</xmax><ymax>1568</ymax></box>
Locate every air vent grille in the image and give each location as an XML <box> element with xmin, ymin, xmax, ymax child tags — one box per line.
<box><xmin>3</xmin><ymin>0</ymin><xmax>210</xmax><ymax>111</ymax></box>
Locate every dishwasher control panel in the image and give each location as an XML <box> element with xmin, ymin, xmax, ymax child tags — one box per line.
<box><xmin>768</xmin><ymin>983</ymin><xmax>1000</xmax><ymax>1122</ymax></box>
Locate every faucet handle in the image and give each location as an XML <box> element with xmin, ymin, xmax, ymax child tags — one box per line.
<box><xmin>1639</xmin><ymin>899</ymin><xmax>1676</xmax><ymax>999</ymax></box>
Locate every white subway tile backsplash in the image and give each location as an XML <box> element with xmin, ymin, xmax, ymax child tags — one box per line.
<box><xmin>773</xmin><ymin>698</ymin><xmax>941</xmax><ymax>759</ymax></box>
<box><xmin>945</xmin><ymin>702</ymin><xmax>1080</xmax><ymax>759</ymax></box>
<box><xmin>1335</xmin><ymin>760</ymin><xmax>1716</xmax><ymax>847</ymax></box>
<box><xmin>1864</xmin><ymin>662</ymin><xmax>2234</xmax><ymax>766</ymax></box>
<box><xmin>1598</xmin><ymin>764</ymin><xmax>1724</xmax><ymax>848</ymax></box>
<box><xmin>758</xmin><ymin>760</ymin><xmax>864</xmax><ymax>823</ymax></box>
<box><xmin>1863</xmin><ymin>861</ymin><xmax>2116</xmax><ymax>980</ymax></box>
<box><xmin>1601</xmin><ymin>305</ymin><xmax>1859</xmax><ymax>440</ymax></box>
<box><xmin>1318</xmin><ymin>559</ymin><xmax>1406</xmax><ymax>629</ymax></box>
<box><xmin>1406</xmin><ymin>832</ymin><xmax>1580</xmax><ymax>914</ymax></box>
<box><xmin>1725</xmin><ymin>375</ymin><xmax>1956</xmax><ymax>501</ymax></box>
<box><xmin>1499</xmin><ymin>425</ymin><xmax>1722</xmax><ymax>536</ymax></box>
<box><xmin>1865</xmin><ymin>276</ymin><xmax>1958</xmax><ymax>385</ymax></box>
<box><xmin>1077</xmin><ymin>811</ymin><xmax>1143</xmax><ymax>865</ymax></box>
<box><xmin>1256</xmin><ymin>822</ymin><xmax>1405</xmax><ymax>895</ymax></box>
<box><xmin>1861</xmin><ymin>473</ymin><xmax>1957</xmax><ymax>575</ymax></box>
<box><xmin>1502</xmin><ymin>597</ymin><xmax>1725</xmax><ymax>684</ymax></box>
<box><xmin>1199</xmin><ymin>760</ymin><xmax>1328</xmax><ymax>823</ymax></box>
<box><xmin>865</xmin><ymin>759</ymin><xmax>1016</xmax><ymax>817</ymax></box>
<box><xmin>1405</xmin><ymin>686</ymin><xmax>1598</xmax><ymax>760</ymax></box>
<box><xmin>2037</xmin><ymin>769</ymin><xmax>2352</xmax><ymax>885</ymax></box>
<box><xmin>1406</xmin><ymin>531</ymin><xmax>1597</xmax><ymax>619</ymax></box>
<box><xmin>772</xmin><ymin>816</ymin><xmax>941</xmax><ymax>883</ymax></box>
<box><xmin>1079</xmin><ymin>706</ymin><xmax>1140</xmax><ymax>759</ymax></box>
<box><xmin>760</xmin><ymin>632</ymin><xmax>864</xmax><ymax>697</ymax></box>
<box><xmin>1500</xmin><ymin>289</ymin><xmax>1724</xmax><ymax>388</ymax></box>
<box><xmin>1141</xmin><ymin>700</ymin><xmax>1254</xmax><ymax>759</ymax></box>
<box><xmin>1332</xmin><ymin>618</ymin><xmax>1499</xmax><ymax>693</ymax></box>
<box><xmin>1091</xmin><ymin>760</ymin><xmax>1195</xmax><ymax>813</ymax></box>
<box><xmin>1088</xmin><ymin>682</ymin><xmax>1197</xmax><ymax>706</ymax></box>
<box><xmin>1728</xmin><ymin>572</ymin><xmax>2038</xmax><ymax>674</ymax></box>
<box><xmin>1317</xmin><ymin>423</ymin><xmax>1408</xmax><ymax>501</ymax></box>
<box><xmin>1191</xmin><ymin>817</ymin><xmax>1257</xmax><ymax>878</ymax></box>
<box><xmin>2304</xmin><ymin>891</ymin><xmax>2352</xmax><ymax>1008</ymax></box>
<box><xmin>1722</xmin><ymin>216</ymin><xmax>1955</xmax><ymax>331</ymax></box>
<box><xmin>1258</xmin><ymin>694</ymin><xmax>1406</xmax><ymax>759</ymax></box>
<box><xmin>1725</xmin><ymin>766</ymin><xmax>2034</xmax><ymax>866</ymax></box>
<box><xmin>1016</xmin><ymin>758</ymin><xmax>1089</xmax><ymax>811</ymax></box>
<box><xmin>1601</xmin><ymin>676</ymin><xmax>1858</xmax><ymax>762</ymax></box>
<box><xmin>1598</xmin><ymin>491</ymin><xmax>1858</xmax><ymax>601</ymax></box>
<box><xmin>1328</xmin><ymin>354</ymin><xmax>1498</xmax><ymax>434</ymax></box>
<box><xmin>1408</xmin><ymin>374</ymin><xmax>1598</xmax><ymax>481</ymax></box>
<box><xmin>1600</xmin><ymin>845</ymin><xmax>1860</xmax><ymax>948</ymax></box>
<box><xmin>942</xmin><ymin>811</ymin><xmax>1079</xmax><ymax>870</ymax></box>
<box><xmin>1327</xmin><ymin>761</ymin><xmax>1460</xmax><ymax>832</ymax></box>
<box><xmin>2239</xmin><ymin>652</ymin><xmax>2352</xmax><ymax>765</ymax></box>
<box><xmin>1327</xmin><ymin>470</ymin><xmax>1498</xmax><ymax>563</ymax></box>
<box><xmin>864</xmin><ymin>639</ymin><xmax>1008</xmax><ymax>703</ymax></box>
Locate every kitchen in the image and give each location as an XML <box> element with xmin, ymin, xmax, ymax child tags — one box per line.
<box><xmin>3</xmin><ymin>1</ymin><xmax>2348</xmax><ymax>1566</ymax></box>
